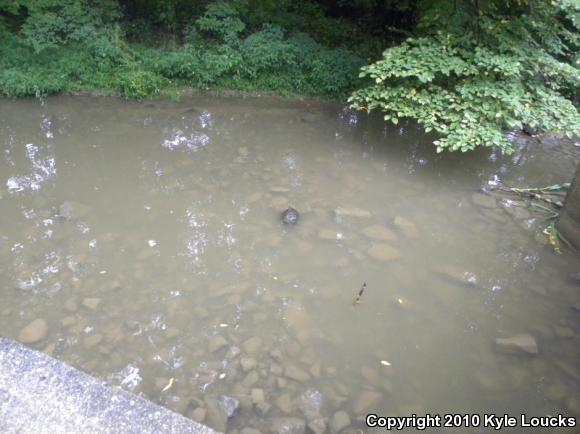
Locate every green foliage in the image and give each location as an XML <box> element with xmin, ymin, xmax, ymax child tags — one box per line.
<box><xmin>350</xmin><ymin>0</ymin><xmax>580</xmax><ymax>153</ymax></box>
<box><xmin>0</xmin><ymin>0</ymin><xmax>365</xmax><ymax>98</ymax></box>
<box><xmin>241</xmin><ymin>25</ymin><xmax>292</xmax><ymax>75</ymax></box>
<box><xmin>4</xmin><ymin>0</ymin><xmax>576</xmax><ymax>138</ymax></box>
<box><xmin>191</xmin><ymin>1</ymin><xmax>245</xmax><ymax>45</ymax></box>
<box><xmin>116</xmin><ymin>69</ymin><xmax>167</xmax><ymax>98</ymax></box>
<box><xmin>148</xmin><ymin>9</ymin><xmax>364</xmax><ymax>96</ymax></box>
<box><xmin>311</xmin><ymin>48</ymin><xmax>365</xmax><ymax>95</ymax></box>
<box><xmin>0</xmin><ymin>67</ymin><xmax>67</xmax><ymax>97</ymax></box>
<box><xmin>16</xmin><ymin>0</ymin><xmax>121</xmax><ymax>53</ymax></box>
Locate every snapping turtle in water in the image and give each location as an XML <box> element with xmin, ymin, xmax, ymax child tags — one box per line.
<box><xmin>281</xmin><ymin>207</ymin><xmax>299</xmax><ymax>225</ymax></box>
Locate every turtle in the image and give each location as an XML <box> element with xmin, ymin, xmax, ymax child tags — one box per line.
<box><xmin>281</xmin><ymin>207</ymin><xmax>299</xmax><ymax>225</ymax></box>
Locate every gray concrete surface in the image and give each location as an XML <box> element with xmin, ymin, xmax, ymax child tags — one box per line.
<box><xmin>0</xmin><ymin>337</ymin><xmax>220</xmax><ymax>434</ymax></box>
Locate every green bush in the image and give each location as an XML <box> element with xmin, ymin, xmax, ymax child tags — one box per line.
<box><xmin>0</xmin><ymin>68</ymin><xmax>64</xmax><ymax>97</ymax></box>
<box><xmin>0</xmin><ymin>0</ymin><xmax>374</xmax><ymax>99</ymax></box>
<box><xmin>350</xmin><ymin>0</ymin><xmax>580</xmax><ymax>153</ymax></box>
<box><xmin>311</xmin><ymin>49</ymin><xmax>364</xmax><ymax>95</ymax></box>
<box><xmin>19</xmin><ymin>0</ymin><xmax>121</xmax><ymax>53</ymax></box>
<box><xmin>150</xmin><ymin>46</ymin><xmax>202</xmax><ymax>81</ymax></box>
<box><xmin>241</xmin><ymin>25</ymin><xmax>298</xmax><ymax>75</ymax></box>
<box><xmin>116</xmin><ymin>70</ymin><xmax>167</xmax><ymax>98</ymax></box>
<box><xmin>191</xmin><ymin>1</ymin><xmax>245</xmax><ymax>45</ymax></box>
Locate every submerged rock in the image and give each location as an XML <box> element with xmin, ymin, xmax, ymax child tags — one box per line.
<box><xmin>241</xmin><ymin>429</ymin><xmax>264</xmax><ymax>434</ymax></box>
<box><xmin>299</xmin><ymin>111</ymin><xmax>318</xmax><ymax>123</ymax></box>
<box><xmin>471</xmin><ymin>193</ymin><xmax>497</xmax><ymax>209</ymax></box>
<box><xmin>360</xmin><ymin>366</ymin><xmax>379</xmax><ymax>383</ymax></box>
<box><xmin>502</xmin><ymin>203</ymin><xmax>531</xmax><ymax>220</ymax></box>
<box><xmin>242</xmin><ymin>370</ymin><xmax>260</xmax><ymax>387</ymax></box>
<box><xmin>298</xmin><ymin>389</ymin><xmax>323</xmax><ymax>421</ymax></box>
<box><xmin>59</xmin><ymin>200</ymin><xmax>91</xmax><ymax>220</ymax></box>
<box><xmin>335</xmin><ymin>207</ymin><xmax>371</xmax><ymax>219</ymax></box>
<box><xmin>204</xmin><ymin>395</ymin><xmax>239</xmax><ymax>432</ymax></box>
<box><xmin>208</xmin><ymin>335</ymin><xmax>228</xmax><ymax>353</ymax></box>
<box><xmin>227</xmin><ymin>346</ymin><xmax>242</xmax><ymax>359</ymax></box>
<box><xmin>284</xmin><ymin>365</ymin><xmax>311</xmax><ymax>383</ymax></box>
<box><xmin>270</xmin><ymin>417</ymin><xmax>306</xmax><ymax>434</ymax></box>
<box><xmin>569</xmin><ymin>272</ymin><xmax>580</xmax><ymax>284</ymax></box>
<box><xmin>554</xmin><ymin>326</ymin><xmax>574</xmax><ymax>338</ymax></box>
<box><xmin>63</xmin><ymin>298</ymin><xmax>78</xmax><ymax>312</ymax></box>
<box><xmin>361</xmin><ymin>225</ymin><xmax>397</xmax><ymax>242</ymax></box>
<box><xmin>495</xmin><ymin>334</ymin><xmax>538</xmax><ymax>355</ymax></box>
<box><xmin>307</xmin><ymin>418</ymin><xmax>328</xmax><ymax>434</ymax></box>
<box><xmin>251</xmin><ymin>388</ymin><xmax>265</xmax><ymax>405</ymax></box>
<box><xmin>544</xmin><ymin>383</ymin><xmax>566</xmax><ymax>401</ymax></box>
<box><xmin>318</xmin><ymin>229</ymin><xmax>344</xmax><ymax>241</ymax></box>
<box><xmin>243</xmin><ymin>336</ymin><xmax>263</xmax><ymax>354</ymax></box>
<box><xmin>240</xmin><ymin>356</ymin><xmax>257</xmax><ymax>372</ymax></box>
<box><xmin>18</xmin><ymin>318</ymin><xmax>48</xmax><ymax>344</ymax></box>
<box><xmin>82</xmin><ymin>298</ymin><xmax>101</xmax><ymax>310</ymax></box>
<box><xmin>393</xmin><ymin>216</ymin><xmax>419</xmax><ymax>239</ymax></box>
<box><xmin>84</xmin><ymin>333</ymin><xmax>103</xmax><ymax>349</ymax></box>
<box><xmin>432</xmin><ymin>265</ymin><xmax>478</xmax><ymax>287</ymax></box>
<box><xmin>218</xmin><ymin>395</ymin><xmax>240</xmax><ymax>417</ymax></box>
<box><xmin>276</xmin><ymin>394</ymin><xmax>294</xmax><ymax>414</ymax></box>
<box><xmin>190</xmin><ymin>407</ymin><xmax>206</xmax><ymax>423</ymax></box>
<box><xmin>474</xmin><ymin>369</ymin><xmax>504</xmax><ymax>392</ymax></box>
<box><xmin>329</xmin><ymin>411</ymin><xmax>351</xmax><ymax>434</ymax></box>
<box><xmin>353</xmin><ymin>390</ymin><xmax>382</xmax><ymax>414</ymax></box>
<box><xmin>367</xmin><ymin>244</ymin><xmax>401</xmax><ymax>263</ymax></box>
<box><xmin>281</xmin><ymin>207</ymin><xmax>300</xmax><ymax>225</ymax></box>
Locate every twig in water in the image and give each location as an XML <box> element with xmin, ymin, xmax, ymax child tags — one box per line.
<box><xmin>510</xmin><ymin>183</ymin><xmax>570</xmax><ymax>193</ymax></box>
<box><xmin>543</xmin><ymin>223</ymin><xmax>562</xmax><ymax>254</ymax></box>
<box><xmin>353</xmin><ymin>283</ymin><xmax>367</xmax><ymax>306</ymax></box>
<box><xmin>161</xmin><ymin>377</ymin><xmax>174</xmax><ymax>392</ymax></box>
<box><xmin>531</xmin><ymin>203</ymin><xmax>559</xmax><ymax>219</ymax></box>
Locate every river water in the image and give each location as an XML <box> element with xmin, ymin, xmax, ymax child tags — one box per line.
<box><xmin>0</xmin><ymin>96</ymin><xmax>579</xmax><ymax>433</ymax></box>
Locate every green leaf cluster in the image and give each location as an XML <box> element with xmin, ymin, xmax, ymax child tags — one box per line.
<box><xmin>0</xmin><ymin>0</ymin><xmax>365</xmax><ymax>98</ymax></box>
<box><xmin>349</xmin><ymin>0</ymin><xmax>580</xmax><ymax>153</ymax></box>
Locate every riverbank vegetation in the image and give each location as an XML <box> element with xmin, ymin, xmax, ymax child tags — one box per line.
<box><xmin>0</xmin><ymin>0</ymin><xmax>578</xmax><ymax>153</ymax></box>
<box><xmin>350</xmin><ymin>0</ymin><xmax>580</xmax><ymax>153</ymax></box>
<box><xmin>0</xmin><ymin>1</ymin><xmax>378</xmax><ymax>98</ymax></box>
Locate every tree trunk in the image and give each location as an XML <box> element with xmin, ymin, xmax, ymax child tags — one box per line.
<box><xmin>557</xmin><ymin>161</ymin><xmax>580</xmax><ymax>251</ymax></box>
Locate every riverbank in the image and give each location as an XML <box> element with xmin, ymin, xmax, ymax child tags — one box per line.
<box><xmin>61</xmin><ymin>87</ymin><xmax>343</xmax><ymax>105</ymax></box>
<box><xmin>0</xmin><ymin>33</ymin><xmax>366</xmax><ymax>100</ymax></box>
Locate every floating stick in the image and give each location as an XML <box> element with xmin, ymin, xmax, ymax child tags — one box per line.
<box><xmin>353</xmin><ymin>283</ymin><xmax>367</xmax><ymax>306</ymax></box>
<box><xmin>161</xmin><ymin>377</ymin><xmax>174</xmax><ymax>392</ymax></box>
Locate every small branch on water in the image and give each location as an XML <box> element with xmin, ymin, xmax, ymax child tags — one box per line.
<box><xmin>489</xmin><ymin>183</ymin><xmax>569</xmax><ymax>209</ymax></box>
<box><xmin>485</xmin><ymin>182</ymin><xmax>571</xmax><ymax>253</ymax></box>
<box><xmin>509</xmin><ymin>183</ymin><xmax>571</xmax><ymax>193</ymax></box>
<box><xmin>353</xmin><ymin>283</ymin><xmax>367</xmax><ymax>306</ymax></box>
<box><xmin>543</xmin><ymin>223</ymin><xmax>562</xmax><ymax>254</ymax></box>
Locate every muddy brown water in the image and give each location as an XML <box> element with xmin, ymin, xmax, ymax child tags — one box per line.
<box><xmin>1</xmin><ymin>95</ymin><xmax>579</xmax><ymax>433</ymax></box>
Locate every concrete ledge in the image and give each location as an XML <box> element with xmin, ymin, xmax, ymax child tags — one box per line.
<box><xmin>0</xmin><ymin>337</ymin><xmax>220</xmax><ymax>434</ymax></box>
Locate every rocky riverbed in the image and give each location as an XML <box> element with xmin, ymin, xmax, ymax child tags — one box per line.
<box><xmin>1</xmin><ymin>96</ymin><xmax>579</xmax><ymax>433</ymax></box>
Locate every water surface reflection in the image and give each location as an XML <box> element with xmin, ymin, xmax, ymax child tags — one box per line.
<box><xmin>0</xmin><ymin>96</ymin><xmax>579</xmax><ymax>433</ymax></box>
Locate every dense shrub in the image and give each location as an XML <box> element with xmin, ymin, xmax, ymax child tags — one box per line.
<box><xmin>0</xmin><ymin>0</ymin><xmax>365</xmax><ymax>98</ymax></box>
<box><xmin>18</xmin><ymin>0</ymin><xmax>122</xmax><ymax>53</ymax></box>
<box><xmin>0</xmin><ymin>67</ymin><xmax>68</xmax><ymax>97</ymax></box>
<box><xmin>241</xmin><ymin>25</ymin><xmax>300</xmax><ymax>75</ymax></box>
<box><xmin>191</xmin><ymin>1</ymin><xmax>245</xmax><ymax>45</ymax></box>
<box><xmin>350</xmin><ymin>0</ymin><xmax>580</xmax><ymax>153</ymax></box>
<box><xmin>116</xmin><ymin>69</ymin><xmax>167</xmax><ymax>98</ymax></box>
